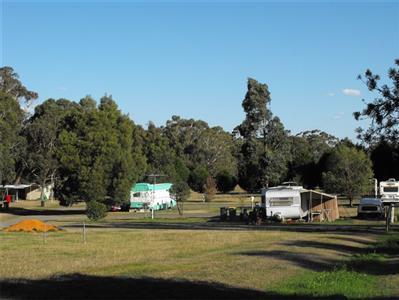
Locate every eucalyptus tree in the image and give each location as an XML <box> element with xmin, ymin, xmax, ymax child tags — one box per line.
<box><xmin>0</xmin><ymin>67</ymin><xmax>37</xmax><ymax>185</ymax></box>
<box><xmin>235</xmin><ymin>78</ymin><xmax>291</xmax><ymax>191</ymax></box>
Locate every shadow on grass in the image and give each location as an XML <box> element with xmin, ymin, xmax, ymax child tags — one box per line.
<box><xmin>1</xmin><ymin>207</ymin><xmax>85</xmax><ymax>216</ymax></box>
<box><xmin>0</xmin><ymin>274</ymin><xmax>348</xmax><ymax>300</ymax></box>
<box><xmin>60</xmin><ymin>221</ymin><xmax>399</xmax><ymax>234</ymax></box>
<box><xmin>239</xmin><ymin>236</ymin><xmax>399</xmax><ymax>276</ymax></box>
<box><xmin>239</xmin><ymin>250</ymin><xmax>340</xmax><ymax>272</ymax></box>
<box><xmin>281</xmin><ymin>240</ymin><xmax>367</xmax><ymax>254</ymax></box>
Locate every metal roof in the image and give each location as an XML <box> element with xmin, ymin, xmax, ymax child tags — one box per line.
<box><xmin>131</xmin><ymin>183</ymin><xmax>172</xmax><ymax>192</ymax></box>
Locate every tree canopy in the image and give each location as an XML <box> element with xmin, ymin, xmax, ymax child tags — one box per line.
<box><xmin>1</xmin><ymin>65</ymin><xmax>392</xmax><ymax>214</ymax></box>
<box><xmin>323</xmin><ymin>144</ymin><xmax>373</xmax><ymax>206</ymax></box>
<box><xmin>235</xmin><ymin>78</ymin><xmax>291</xmax><ymax>191</ymax></box>
<box><xmin>354</xmin><ymin>59</ymin><xmax>399</xmax><ymax>144</ymax></box>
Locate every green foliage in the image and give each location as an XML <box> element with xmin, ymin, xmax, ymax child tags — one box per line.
<box><xmin>162</xmin><ymin>116</ymin><xmax>236</xmax><ymax>178</ymax></box>
<box><xmin>56</xmin><ymin>96</ymin><xmax>144</xmax><ymax>206</ymax></box>
<box><xmin>0</xmin><ymin>66</ymin><xmax>38</xmax><ymax>103</ymax></box>
<box><xmin>323</xmin><ymin>144</ymin><xmax>374</xmax><ymax>205</ymax></box>
<box><xmin>170</xmin><ymin>181</ymin><xmax>191</xmax><ymax>202</ymax></box>
<box><xmin>370</xmin><ymin>140</ymin><xmax>399</xmax><ymax>182</ymax></box>
<box><xmin>355</xmin><ymin>59</ymin><xmax>399</xmax><ymax>144</ymax></box>
<box><xmin>86</xmin><ymin>200</ymin><xmax>107</xmax><ymax>221</ymax></box>
<box><xmin>24</xmin><ymin>99</ymin><xmax>73</xmax><ymax>203</ymax></box>
<box><xmin>216</xmin><ymin>170</ymin><xmax>237</xmax><ymax>193</ymax></box>
<box><xmin>188</xmin><ymin>166</ymin><xmax>209</xmax><ymax>193</ymax></box>
<box><xmin>0</xmin><ymin>67</ymin><xmax>37</xmax><ymax>185</ymax></box>
<box><xmin>0</xmin><ymin>92</ymin><xmax>25</xmax><ymax>184</ymax></box>
<box><xmin>287</xmin><ymin>130</ymin><xmax>338</xmax><ymax>188</ymax></box>
<box><xmin>235</xmin><ymin>78</ymin><xmax>291</xmax><ymax>191</ymax></box>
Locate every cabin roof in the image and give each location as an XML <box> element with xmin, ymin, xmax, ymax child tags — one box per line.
<box><xmin>131</xmin><ymin>183</ymin><xmax>172</xmax><ymax>192</ymax></box>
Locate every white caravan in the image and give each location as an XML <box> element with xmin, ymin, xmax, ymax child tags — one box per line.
<box><xmin>261</xmin><ymin>183</ymin><xmax>307</xmax><ymax>219</ymax></box>
<box><xmin>380</xmin><ymin>179</ymin><xmax>399</xmax><ymax>202</ymax></box>
<box><xmin>261</xmin><ymin>182</ymin><xmax>339</xmax><ymax>221</ymax></box>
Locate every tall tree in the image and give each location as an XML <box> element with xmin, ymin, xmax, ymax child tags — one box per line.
<box><xmin>235</xmin><ymin>78</ymin><xmax>291</xmax><ymax>191</ymax></box>
<box><xmin>192</xmin><ymin>126</ymin><xmax>237</xmax><ymax>177</ymax></box>
<box><xmin>354</xmin><ymin>59</ymin><xmax>399</xmax><ymax>144</ymax></box>
<box><xmin>287</xmin><ymin>130</ymin><xmax>338</xmax><ymax>188</ymax></box>
<box><xmin>0</xmin><ymin>67</ymin><xmax>37</xmax><ymax>184</ymax></box>
<box><xmin>56</xmin><ymin>96</ymin><xmax>146</xmax><ymax>209</ymax></box>
<box><xmin>25</xmin><ymin>99</ymin><xmax>76</xmax><ymax>206</ymax></box>
<box><xmin>323</xmin><ymin>145</ymin><xmax>373</xmax><ymax>206</ymax></box>
<box><xmin>0</xmin><ymin>92</ymin><xmax>25</xmax><ymax>184</ymax></box>
<box><xmin>0</xmin><ymin>66</ymin><xmax>38</xmax><ymax>103</ymax></box>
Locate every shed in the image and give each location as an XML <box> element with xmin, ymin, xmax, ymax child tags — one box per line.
<box><xmin>0</xmin><ymin>184</ymin><xmax>53</xmax><ymax>201</ymax></box>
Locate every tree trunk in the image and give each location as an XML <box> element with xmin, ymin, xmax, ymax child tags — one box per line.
<box><xmin>40</xmin><ymin>183</ymin><xmax>46</xmax><ymax>207</ymax></box>
<box><xmin>349</xmin><ymin>196</ymin><xmax>353</xmax><ymax>207</ymax></box>
<box><xmin>177</xmin><ymin>201</ymin><xmax>183</xmax><ymax>216</ymax></box>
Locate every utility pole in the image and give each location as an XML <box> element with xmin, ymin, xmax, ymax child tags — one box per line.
<box><xmin>147</xmin><ymin>174</ymin><xmax>166</xmax><ymax>220</ymax></box>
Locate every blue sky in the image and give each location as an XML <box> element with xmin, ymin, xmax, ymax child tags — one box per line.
<box><xmin>1</xmin><ymin>0</ymin><xmax>398</xmax><ymax>140</ymax></box>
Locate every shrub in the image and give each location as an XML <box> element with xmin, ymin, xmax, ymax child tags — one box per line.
<box><xmin>216</xmin><ymin>170</ymin><xmax>237</xmax><ymax>193</ymax></box>
<box><xmin>188</xmin><ymin>166</ymin><xmax>209</xmax><ymax>193</ymax></box>
<box><xmin>86</xmin><ymin>201</ymin><xmax>107</xmax><ymax>221</ymax></box>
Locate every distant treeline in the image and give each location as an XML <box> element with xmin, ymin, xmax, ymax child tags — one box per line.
<box><xmin>1</xmin><ymin>63</ymin><xmax>398</xmax><ymax>207</ymax></box>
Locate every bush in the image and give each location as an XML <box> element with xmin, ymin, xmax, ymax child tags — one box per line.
<box><xmin>86</xmin><ymin>201</ymin><xmax>107</xmax><ymax>221</ymax></box>
<box><xmin>188</xmin><ymin>166</ymin><xmax>209</xmax><ymax>193</ymax></box>
<box><xmin>216</xmin><ymin>170</ymin><xmax>237</xmax><ymax>193</ymax></box>
<box><xmin>171</xmin><ymin>181</ymin><xmax>191</xmax><ymax>202</ymax></box>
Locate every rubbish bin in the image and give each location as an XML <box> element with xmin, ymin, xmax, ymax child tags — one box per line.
<box><xmin>229</xmin><ymin>208</ymin><xmax>237</xmax><ymax>221</ymax></box>
<box><xmin>220</xmin><ymin>207</ymin><xmax>227</xmax><ymax>221</ymax></box>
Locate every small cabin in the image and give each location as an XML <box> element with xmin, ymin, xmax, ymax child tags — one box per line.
<box><xmin>261</xmin><ymin>183</ymin><xmax>339</xmax><ymax>221</ymax></box>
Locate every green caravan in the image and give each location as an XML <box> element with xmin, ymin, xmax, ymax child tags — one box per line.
<box><xmin>130</xmin><ymin>183</ymin><xmax>176</xmax><ymax>210</ymax></box>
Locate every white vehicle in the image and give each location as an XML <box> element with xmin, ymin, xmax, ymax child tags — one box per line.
<box><xmin>357</xmin><ymin>197</ymin><xmax>384</xmax><ymax>218</ymax></box>
<box><xmin>130</xmin><ymin>183</ymin><xmax>176</xmax><ymax>211</ymax></box>
<box><xmin>262</xmin><ymin>184</ymin><xmax>306</xmax><ymax>219</ymax></box>
<box><xmin>380</xmin><ymin>178</ymin><xmax>399</xmax><ymax>202</ymax></box>
<box><xmin>261</xmin><ymin>183</ymin><xmax>339</xmax><ymax>221</ymax></box>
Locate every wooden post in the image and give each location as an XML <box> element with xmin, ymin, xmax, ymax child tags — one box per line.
<box><xmin>310</xmin><ymin>191</ymin><xmax>313</xmax><ymax>222</ymax></box>
<box><xmin>391</xmin><ymin>206</ymin><xmax>395</xmax><ymax>224</ymax></box>
<box><xmin>320</xmin><ymin>194</ymin><xmax>323</xmax><ymax>222</ymax></box>
<box><xmin>386</xmin><ymin>204</ymin><xmax>393</xmax><ymax>232</ymax></box>
<box><xmin>83</xmin><ymin>222</ymin><xmax>86</xmax><ymax>244</ymax></box>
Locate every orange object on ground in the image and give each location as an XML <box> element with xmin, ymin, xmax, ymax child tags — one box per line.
<box><xmin>3</xmin><ymin>219</ymin><xmax>58</xmax><ymax>232</ymax></box>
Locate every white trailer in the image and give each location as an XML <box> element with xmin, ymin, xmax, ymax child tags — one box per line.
<box><xmin>261</xmin><ymin>185</ymin><xmax>307</xmax><ymax>219</ymax></box>
<box><xmin>379</xmin><ymin>178</ymin><xmax>399</xmax><ymax>224</ymax></box>
<box><xmin>380</xmin><ymin>179</ymin><xmax>399</xmax><ymax>202</ymax></box>
<box><xmin>261</xmin><ymin>183</ymin><xmax>339</xmax><ymax>221</ymax></box>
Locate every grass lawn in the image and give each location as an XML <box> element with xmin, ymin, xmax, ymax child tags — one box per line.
<box><xmin>1</xmin><ymin>228</ymin><xmax>399</xmax><ymax>299</ymax></box>
<box><xmin>1</xmin><ymin>194</ymin><xmax>399</xmax><ymax>299</ymax></box>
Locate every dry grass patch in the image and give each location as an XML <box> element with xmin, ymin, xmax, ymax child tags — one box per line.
<box><xmin>0</xmin><ymin>229</ymin><xmax>378</xmax><ymax>293</ymax></box>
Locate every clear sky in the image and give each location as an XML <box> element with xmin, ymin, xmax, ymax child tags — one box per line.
<box><xmin>1</xmin><ymin>0</ymin><xmax>398</xmax><ymax>140</ymax></box>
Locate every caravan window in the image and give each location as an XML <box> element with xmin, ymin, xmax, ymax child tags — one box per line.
<box><xmin>383</xmin><ymin>187</ymin><xmax>399</xmax><ymax>193</ymax></box>
<box><xmin>133</xmin><ymin>192</ymin><xmax>141</xmax><ymax>197</ymax></box>
<box><xmin>269</xmin><ymin>197</ymin><xmax>294</xmax><ymax>206</ymax></box>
